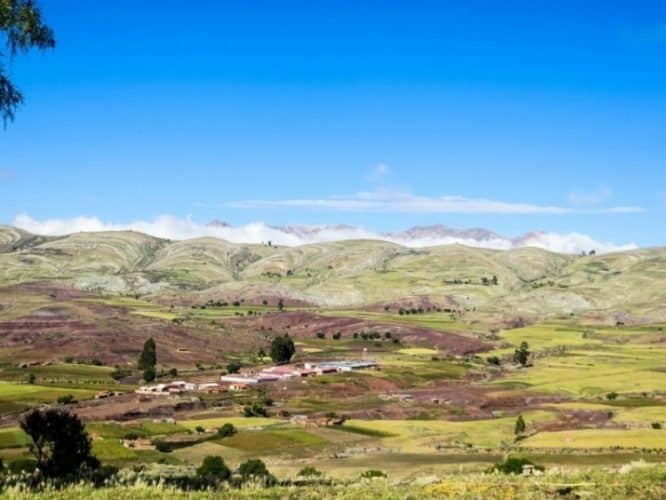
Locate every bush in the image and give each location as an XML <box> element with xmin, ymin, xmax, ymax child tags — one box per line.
<box><xmin>298</xmin><ymin>465</ymin><xmax>323</xmax><ymax>477</ymax></box>
<box><xmin>227</xmin><ymin>360</ymin><xmax>242</xmax><ymax>374</ymax></box>
<box><xmin>195</xmin><ymin>426</ymin><xmax>205</xmax><ymax>433</ymax></box>
<box><xmin>8</xmin><ymin>458</ymin><xmax>38</xmax><ymax>475</ymax></box>
<box><xmin>243</xmin><ymin>403</ymin><xmax>268</xmax><ymax>418</ymax></box>
<box><xmin>123</xmin><ymin>432</ymin><xmax>140</xmax><ymax>440</ymax></box>
<box><xmin>152</xmin><ymin>440</ymin><xmax>172</xmax><ymax>453</ymax></box>
<box><xmin>652</xmin><ymin>422</ymin><xmax>662</xmax><ymax>430</ymax></box>
<box><xmin>316</xmin><ymin>332</ymin><xmax>325</xmax><ymax>339</ymax></box>
<box><xmin>197</xmin><ymin>456</ymin><xmax>231</xmax><ymax>482</ymax></box>
<box><xmin>606</xmin><ymin>392</ymin><xmax>619</xmax><ymax>401</ymax></box>
<box><xmin>57</xmin><ymin>394</ymin><xmax>76</xmax><ymax>405</ymax></box>
<box><xmin>217</xmin><ymin>423</ymin><xmax>236</xmax><ymax>437</ymax></box>
<box><xmin>237</xmin><ymin>458</ymin><xmax>274</xmax><ymax>483</ymax></box>
<box><xmin>486</xmin><ymin>355</ymin><xmax>501</xmax><ymax>366</ymax></box>
<box><xmin>361</xmin><ymin>469</ymin><xmax>386</xmax><ymax>479</ymax></box>
<box><xmin>111</xmin><ymin>369</ymin><xmax>131</xmax><ymax>381</ymax></box>
<box><xmin>488</xmin><ymin>457</ymin><xmax>544</xmax><ymax>475</ymax></box>
<box><xmin>169</xmin><ymin>368</ymin><xmax>178</xmax><ymax>377</ymax></box>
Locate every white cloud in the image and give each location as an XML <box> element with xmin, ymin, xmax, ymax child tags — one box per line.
<box><xmin>11</xmin><ymin>213</ymin><xmax>638</xmax><ymax>255</ymax></box>
<box><xmin>228</xmin><ymin>190</ymin><xmax>573</xmax><ymax>215</ymax></box>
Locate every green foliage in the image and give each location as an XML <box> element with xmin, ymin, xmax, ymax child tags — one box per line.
<box><xmin>607</xmin><ymin>391</ymin><xmax>619</xmax><ymax>401</ymax></box>
<box><xmin>360</xmin><ymin>469</ymin><xmax>387</xmax><ymax>479</ymax></box>
<box><xmin>152</xmin><ymin>440</ymin><xmax>172</xmax><ymax>453</ymax></box>
<box><xmin>514</xmin><ymin>415</ymin><xmax>526</xmax><ymax>435</ymax></box>
<box><xmin>194</xmin><ymin>426</ymin><xmax>205</xmax><ymax>433</ymax></box>
<box><xmin>513</xmin><ymin>341</ymin><xmax>531</xmax><ymax>366</ymax></box>
<box><xmin>196</xmin><ymin>456</ymin><xmax>231</xmax><ymax>482</ymax></box>
<box><xmin>486</xmin><ymin>355</ymin><xmax>501</xmax><ymax>366</ymax></box>
<box><xmin>270</xmin><ymin>334</ymin><xmax>295</xmax><ymax>364</ymax></box>
<box><xmin>19</xmin><ymin>408</ymin><xmax>98</xmax><ymax>478</ymax></box>
<box><xmin>217</xmin><ymin>423</ymin><xmax>236</xmax><ymax>437</ymax></box>
<box><xmin>298</xmin><ymin>465</ymin><xmax>322</xmax><ymax>477</ymax></box>
<box><xmin>8</xmin><ymin>457</ymin><xmax>38</xmax><ymax>475</ymax></box>
<box><xmin>0</xmin><ymin>0</ymin><xmax>56</xmax><ymax>124</ymax></box>
<box><xmin>226</xmin><ymin>360</ymin><xmax>241</xmax><ymax>374</ymax></box>
<box><xmin>57</xmin><ymin>394</ymin><xmax>76</xmax><ymax>405</ymax></box>
<box><xmin>143</xmin><ymin>367</ymin><xmax>156</xmax><ymax>382</ymax></box>
<box><xmin>487</xmin><ymin>456</ymin><xmax>544</xmax><ymax>475</ymax></box>
<box><xmin>26</xmin><ymin>373</ymin><xmax>36</xmax><ymax>384</ymax></box>
<box><xmin>237</xmin><ymin>458</ymin><xmax>273</xmax><ymax>482</ymax></box>
<box><xmin>138</xmin><ymin>337</ymin><xmax>157</xmax><ymax>370</ymax></box>
<box><xmin>651</xmin><ymin>422</ymin><xmax>662</xmax><ymax>429</ymax></box>
<box><xmin>111</xmin><ymin>369</ymin><xmax>131</xmax><ymax>381</ymax></box>
<box><xmin>243</xmin><ymin>403</ymin><xmax>269</xmax><ymax>418</ymax></box>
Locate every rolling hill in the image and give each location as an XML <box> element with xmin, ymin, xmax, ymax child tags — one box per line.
<box><xmin>0</xmin><ymin>225</ymin><xmax>664</xmax><ymax>322</ymax></box>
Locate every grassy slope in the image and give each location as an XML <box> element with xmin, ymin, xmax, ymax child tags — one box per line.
<box><xmin>1</xmin><ymin>226</ymin><xmax>666</xmax><ymax>319</ymax></box>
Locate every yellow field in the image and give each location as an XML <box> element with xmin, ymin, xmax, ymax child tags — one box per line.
<box><xmin>519</xmin><ymin>428</ymin><xmax>666</xmax><ymax>449</ymax></box>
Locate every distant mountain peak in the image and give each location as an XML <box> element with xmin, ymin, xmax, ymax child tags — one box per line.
<box><xmin>206</xmin><ymin>220</ymin><xmax>231</xmax><ymax>228</ymax></box>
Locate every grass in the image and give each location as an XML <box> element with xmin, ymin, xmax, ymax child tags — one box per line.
<box><xmin>519</xmin><ymin>428</ymin><xmax>666</xmax><ymax>449</ymax></box>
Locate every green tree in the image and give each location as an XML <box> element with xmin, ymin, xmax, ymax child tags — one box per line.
<box><xmin>514</xmin><ymin>415</ymin><xmax>526</xmax><ymax>435</ymax></box>
<box><xmin>217</xmin><ymin>423</ymin><xmax>236</xmax><ymax>437</ymax></box>
<box><xmin>1</xmin><ymin>0</ymin><xmax>55</xmax><ymax>124</ymax></box>
<box><xmin>226</xmin><ymin>360</ymin><xmax>241</xmax><ymax>374</ymax></box>
<box><xmin>142</xmin><ymin>366</ymin><xmax>156</xmax><ymax>382</ymax></box>
<box><xmin>138</xmin><ymin>337</ymin><xmax>156</xmax><ymax>370</ymax></box>
<box><xmin>513</xmin><ymin>341</ymin><xmax>530</xmax><ymax>366</ymax></box>
<box><xmin>19</xmin><ymin>408</ymin><xmax>98</xmax><ymax>478</ymax></box>
<box><xmin>196</xmin><ymin>456</ymin><xmax>231</xmax><ymax>482</ymax></box>
<box><xmin>270</xmin><ymin>334</ymin><xmax>295</xmax><ymax>364</ymax></box>
<box><xmin>237</xmin><ymin>458</ymin><xmax>272</xmax><ymax>482</ymax></box>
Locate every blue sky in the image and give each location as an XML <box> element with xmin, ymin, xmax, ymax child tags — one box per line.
<box><xmin>1</xmin><ymin>0</ymin><xmax>665</xmax><ymax>248</ymax></box>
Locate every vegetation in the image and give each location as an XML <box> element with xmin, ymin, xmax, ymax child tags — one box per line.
<box><xmin>487</xmin><ymin>456</ymin><xmax>544</xmax><ymax>475</ymax></box>
<box><xmin>270</xmin><ymin>334</ymin><xmax>295</xmax><ymax>364</ymax></box>
<box><xmin>138</xmin><ymin>337</ymin><xmax>157</xmax><ymax>371</ymax></box>
<box><xmin>0</xmin><ymin>0</ymin><xmax>55</xmax><ymax>124</ymax></box>
<box><xmin>196</xmin><ymin>456</ymin><xmax>230</xmax><ymax>482</ymax></box>
<box><xmin>19</xmin><ymin>408</ymin><xmax>98</xmax><ymax>478</ymax></box>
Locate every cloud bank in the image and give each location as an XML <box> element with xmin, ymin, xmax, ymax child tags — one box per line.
<box><xmin>11</xmin><ymin>214</ymin><xmax>638</xmax><ymax>255</ymax></box>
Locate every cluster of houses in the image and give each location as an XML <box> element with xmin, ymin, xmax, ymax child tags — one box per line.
<box><xmin>135</xmin><ymin>359</ymin><xmax>379</xmax><ymax>396</ymax></box>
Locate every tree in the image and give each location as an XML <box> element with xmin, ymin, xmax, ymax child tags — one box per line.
<box><xmin>1</xmin><ymin>0</ymin><xmax>55</xmax><ymax>125</ymax></box>
<box><xmin>237</xmin><ymin>458</ymin><xmax>272</xmax><ymax>481</ymax></box>
<box><xmin>226</xmin><ymin>360</ymin><xmax>241</xmax><ymax>374</ymax></box>
<box><xmin>217</xmin><ymin>423</ymin><xmax>236</xmax><ymax>437</ymax></box>
<box><xmin>19</xmin><ymin>408</ymin><xmax>98</xmax><ymax>478</ymax></box>
<box><xmin>514</xmin><ymin>415</ymin><xmax>526</xmax><ymax>435</ymax></box>
<box><xmin>138</xmin><ymin>337</ymin><xmax>156</xmax><ymax>370</ymax></box>
<box><xmin>270</xmin><ymin>334</ymin><xmax>295</xmax><ymax>364</ymax></box>
<box><xmin>277</xmin><ymin>298</ymin><xmax>284</xmax><ymax>311</ymax></box>
<box><xmin>513</xmin><ymin>341</ymin><xmax>530</xmax><ymax>366</ymax></box>
<box><xmin>143</xmin><ymin>367</ymin><xmax>156</xmax><ymax>382</ymax></box>
<box><xmin>196</xmin><ymin>456</ymin><xmax>231</xmax><ymax>482</ymax></box>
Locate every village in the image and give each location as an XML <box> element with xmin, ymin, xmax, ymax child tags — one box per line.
<box><xmin>135</xmin><ymin>359</ymin><xmax>379</xmax><ymax>396</ymax></box>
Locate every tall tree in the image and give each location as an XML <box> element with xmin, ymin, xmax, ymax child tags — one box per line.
<box><xmin>1</xmin><ymin>0</ymin><xmax>55</xmax><ymax>125</ymax></box>
<box><xmin>270</xmin><ymin>334</ymin><xmax>295</xmax><ymax>364</ymax></box>
<box><xmin>138</xmin><ymin>337</ymin><xmax>157</xmax><ymax>370</ymax></box>
<box><xmin>19</xmin><ymin>408</ymin><xmax>98</xmax><ymax>478</ymax></box>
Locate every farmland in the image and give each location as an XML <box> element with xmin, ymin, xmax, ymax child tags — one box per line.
<box><xmin>0</xmin><ymin>227</ymin><xmax>664</xmax><ymax>495</ymax></box>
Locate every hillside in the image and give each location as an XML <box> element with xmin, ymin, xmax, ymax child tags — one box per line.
<box><xmin>0</xmin><ymin>225</ymin><xmax>664</xmax><ymax>322</ymax></box>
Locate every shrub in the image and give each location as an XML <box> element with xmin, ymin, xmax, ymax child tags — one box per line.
<box><xmin>488</xmin><ymin>457</ymin><xmax>543</xmax><ymax>475</ymax></box>
<box><xmin>57</xmin><ymin>394</ymin><xmax>76</xmax><ymax>405</ymax></box>
<box><xmin>8</xmin><ymin>458</ymin><xmax>38</xmax><ymax>475</ymax></box>
<box><xmin>486</xmin><ymin>355</ymin><xmax>501</xmax><ymax>366</ymax></box>
<box><xmin>168</xmin><ymin>368</ymin><xmax>178</xmax><ymax>377</ymax></box>
<box><xmin>237</xmin><ymin>458</ymin><xmax>273</xmax><ymax>483</ymax></box>
<box><xmin>227</xmin><ymin>360</ymin><xmax>242</xmax><ymax>374</ymax></box>
<box><xmin>514</xmin><ymin>415</ymin><xmax>526</xmax><ymax>435</ymax></box>
<box><xmin>332</xmin><ymin>331</ymin><xmax>341</xmax><ymax>340</ymax></box>
<box><xmin>651</xmin><ymin>422</ymin><xmax>662</xmax><ymax>430</ymax></box>
<box><xmin>123</xmin><ymin>432</ymin><xmax>140</xmax><ymax>440</ymax></box>
<box><xmin>195</xmin><ymin>426</ymin><xmax>205</xmax><ymax>433</ymax></box>
<box><xmin>243</xmin><ymin>403</ymin><xmax>268</xmax><ymax>417</ymax></box>
<box><xmin>361</xmin><ymin>469</ymin><xmax>386</xmax><ymax>479</ymax></box>
<box><xmin>111</xmin><ymin>369</ymin><xmax>131</xmax><ymax>380</ymax></box>
<box><xmin>217</xmin><ymin>423</ymin><xmax>236</xmax><ymax>437</ymax></box>
<box><xmin>298</xmin><ymin>466</ymin><xmax>322</xmax><ymax>477</ymax></box>
<box><xmin>316</xmin><ymin>332</ymin><xmax>325</xmax><ymax>339</ymax></box>
<box><xmin>152</xmin><ymin>440</ymin><xmax>172</xmax><ymax>453</ymax></box>
<box><xmin>197</xmin><ymin>456</ymin><xmax>231</xmax><ymax>482</ymax></box>
<box><xmin>606</xmin><ymin>392</ymin><xmax>619</xmax><ymax>401</ymax></box>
